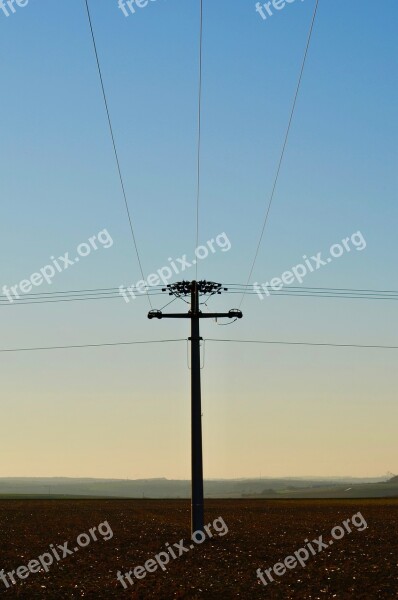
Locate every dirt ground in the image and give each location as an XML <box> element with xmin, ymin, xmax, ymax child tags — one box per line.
<box><xmin>0</xmin><ymin>498</ymin><xmax>397</xmax><ymax>599</ymax></box>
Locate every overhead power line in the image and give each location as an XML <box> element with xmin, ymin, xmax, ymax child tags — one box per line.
<box><xmin>225</xmin><ymin>284</ymin><xmax>398</xmax><ymax>294</ymax></box>
<box><xmin>206</xmin><ymin>339</ymin><xmax>398</xmax><ymax>350</ymax></box>
<box><xmin>195</xmin><ymin>0</ymin><xmax>203</xmax><ymax>280</ymax></box>
<box><xmin>0</xmin><ymin>339</ymin><xmax>186</xmax><ymax>353</ymax></box>
<box><xmin>1</xmin><ymin>284</ymin><xmax>397</xmax><ymax>306</ymax></box>
<box><xmin>0</xmin><ymin>294</ymin><xmax>164</xmax><ymax>307</ymax></box>
<box><xmin>2</xmin><ymin>284</ymin><xmax>397</xmax><ymax>299</ymax></box>
<box><xmin>224</xmin><ymin>291</ymin><xmax>398</xmax><ymax>301</ymax></box>
<box><xmin>0</xmin><ymin>286</ymin><xmax>165</xmax><ymax>298</ymax></box>
<box><xmin>0</xmin><ymin>287</ymin><xmax>165</xmax><ymax>306</ymax></box>
<box><xmin>240</xmin><ymin>0</ymin><xmax>320</xmax><ymax>307</ymax></box>
<box><xmin>3</xmin><ymin>337</ymin><xmax>397</xmax><ymax>353</ymax></box>
<box><xmin>84</xmin><ymin>0</ymin><xmax>153</xmax><ymax>309</ymax></box>
<box><xmin>224</xmin><ymin>284</ymin><xmax>398</xmax><ymax>300</ymax></box>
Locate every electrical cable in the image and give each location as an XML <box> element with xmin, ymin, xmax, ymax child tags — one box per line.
<box><xmin>206</xmin><ymin>338</ymin><xmax>398</xmax><ymax>350</ymax></box>
<box><xmin>2</xmin><ymin>285</ymin><xmax>397</xmax><ymax>305</ymax></box>
<box><xmin>84</xmin><ymin>0</ymin><xmax>153</xmax><ymax>309</ymax></box>
<box><xmin>239</xmin><ymin>0</ymin><xmax>320</xmax><ymax>308</ymax></box>
<box><xmin>0</xmin><ymin>339</ymin><xmax>186</xmax><ymax>353</ymax></box>
<box><xmin>195</xmin><ymin>0</ymin><xmax>203</xmax><ymax>280</ymax></box>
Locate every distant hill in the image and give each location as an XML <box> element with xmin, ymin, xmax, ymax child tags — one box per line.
<box><xmin>0</xmin><ymin>476</ymin><xmax>396</xmax><ymax>499</ymax></box>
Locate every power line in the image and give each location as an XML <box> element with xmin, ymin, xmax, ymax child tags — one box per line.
<box><xmin>0</xmin><ymin>339</ymin><xmax>186</xmax><ymax>354</ymax></box>
<box><xmin>195</xmin><ymin>0</ymin><xmax>203</xmax><ymax>280</ymax></box>
<box><xmin>4</xmin><ymin>337</ymin><xmax>396</xmax><ymax>353</ymax></box>
<box><xmin>206</xmin><ymin>338</ymin><xmax>398</xmax><ymax>350</ymax></box>
<box><xmin>0</xmin><ymin>294</ymin><xmax>165</xmax><ymax>307</ymax></box>
<box><xmin>1</xmin><ymin>284</ymin><xmax>397</xmax><ymax>305</ymax></box>
<box><xmin>239</xmin><ymin>0</ymin><xmax>320</xmax><ymax>308</ymax></box>
<box><xmin>0</xmin><ymin>290</ymin><xmax>165</xmax><ymax>300</ymax></box>
<box><xmin>158</xmin><ymin>295</ymin><xmax>179</xmax><ymax>311</ymax></box>
<box><xmin>1</xmin><ymin>287</ymin><xmax>159</xmax><ymax>299</ymax></box>
<box><xmin>225</xmin><ymin>284</ymin><xmax>398</xmax><ymax>294</ymax></box>
<box><xmin>84</xmin><ymin>0</ymin><xmax>153</xmax><ymax>309</ymax></box>
<box><xmin>0</xmin><ymin>284</ymin><xmax>395</xmax><ymax>298</ymax></box>
<box><xmin>223</xmin><ymin>284</ymin><xmax>398</xmax><ymax>300</ymax></box>
<box><xmin>224</xmin><ymin>291</ymin><xmax>398</xmax><ymax>301</ymax></box>
<box><xmin>0</xmin><ymin>284</ymin><xmax>167</xmax><ymax>302</ymax></box>
<box><xmin>0</xmin><ymin>288</ymin><xmax>166</xmax><ymax>306</ymax></box>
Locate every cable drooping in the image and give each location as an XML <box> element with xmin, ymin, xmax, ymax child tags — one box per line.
<box><xmin>0</xmin><ymin>339</ymin><xmax>186</xmax><ymax>353</ymax></box>
<box><xmin>206</xmin><ymin>339</ymin><xmax>398</xmax><ymax>350</ymax></box>
<box><xmin>239</xmin><ymin>0</ymin><xmax>320</xmax><ymax>308</ymax></box>
<box><xmin>84</xmin><ymin>0</ymin><xmax>153</xmax><ymax>309</ymax></box>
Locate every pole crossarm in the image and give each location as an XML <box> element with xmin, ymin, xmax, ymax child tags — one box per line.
<box><xmin>148</xmin><ymin>310</ymin><xmax>242</xmax><ymax>320</ymax></box>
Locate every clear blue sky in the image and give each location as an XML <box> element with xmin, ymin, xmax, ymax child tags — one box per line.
<box><xmin>0</xmin><ymin>0</ymin><xmax>397</xmax><ymax>479</ymax></box>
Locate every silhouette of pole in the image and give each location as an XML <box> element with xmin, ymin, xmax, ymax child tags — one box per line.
<box><xmin>148</xmin><ymin>280</ymin><xmax>242</xmax><ymax>535</ymax></box>
<box><xmin>190</xmin><ymin>280</ymin><xmax>204</xmax><ymax>532</ymax></box>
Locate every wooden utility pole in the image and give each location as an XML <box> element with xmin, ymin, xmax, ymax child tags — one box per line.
<box><xmin>148</xmin><ymin>280</ymin><xmax>242</xmax><ymax>534</ymax></box>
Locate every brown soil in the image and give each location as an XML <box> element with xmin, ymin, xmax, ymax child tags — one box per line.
<box><xmin>0</xmin><ymin>499</ymin><xmax>397</xmax><ymax>599</ymax></box>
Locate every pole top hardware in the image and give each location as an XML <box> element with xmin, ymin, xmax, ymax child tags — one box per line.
<box><xmin>228</xmin><ymin>309</ymin><xmax>243</xmax><ymax>319</ymax></box>
<box><xmin>148</xmin><ymin>309</ymin><xmax>163</xmax><ymax>319</ymax></box>
<box><xmin>148</xmin><ymin>282</ymin><xmax>243</xmax><ymax>320</ymax></box>
<box><xmin>163</xmin><ymin>281</ymin><xmax>228</xmax><ymax>297</ymax></box>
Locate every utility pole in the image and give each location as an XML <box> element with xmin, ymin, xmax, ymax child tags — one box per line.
<box><xmin>148</xmin><ymin>281</ymin><xmax>242</xmax><ymax>534</ymax></box>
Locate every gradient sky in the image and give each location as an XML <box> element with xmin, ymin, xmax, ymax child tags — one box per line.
<box><xmin>0</xmin><ymin>0</ymin><xmax>397</xmax><ymax>479</ymax></box>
